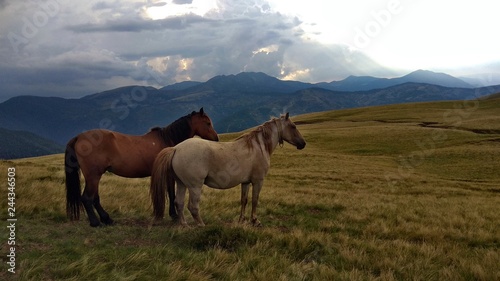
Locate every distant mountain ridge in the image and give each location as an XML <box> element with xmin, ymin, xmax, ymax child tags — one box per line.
<box><xmin>161</xmin><ymin>81</ymin><xmax>202</xmax><ymax>91</ymax></box>
<box><xmin>1</xmin><ymin>70</ymin><xmax>499</xmax><ymax>159</ymax></box>
<box><xmin>317</xmin><ymin>70</ymin><xmax>473</xmax><ymax>91</ymax></box>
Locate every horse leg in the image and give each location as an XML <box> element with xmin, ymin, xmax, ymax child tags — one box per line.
<box><xmin>239</xmin><ymin>183</ymin><xmax>250</xmax><ymax>223</ymax></box>
<box><xmin>250</xmin><ymin>180</ymin><xmax>264</xmax><ymax>227</ymax></box>
<box><xmin>81</xmin><ymin>177</ymin><xmax>101</xmax><ymax>227</ymax></box>
<box><xmin>93</xmin><ymin>194</ymin><xmax>114</xmax><ymax>225</ymax></box>
<box><xmin>187</xmin><ymin>186</ymin><xmax>205</xmax><ymax>227</ymax></box>
<box><xmin>167</xmin><ymin>176</ymin><xmax>178</xmax><ymax>221</ymax></box>
<box><xmin>175</xmin><ymin>182</ymin><xmax>188</xmax><ymax>226</ymax></box>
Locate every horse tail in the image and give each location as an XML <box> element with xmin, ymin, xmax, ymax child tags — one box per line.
<box><xmin>65</xmin><ymin>137</ymin><xmax>81</xmax><ymax>221</ymax></box>
<box><xmin>151</xmin><ymin>147</ymin><xmax>177</xmax><ymax>220</ymax></box>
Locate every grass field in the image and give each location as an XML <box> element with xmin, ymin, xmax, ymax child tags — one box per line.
<box><xmin>1</xmin><ymin>97</ymin><xmax>499</xmax><ymax>280</ymax></box>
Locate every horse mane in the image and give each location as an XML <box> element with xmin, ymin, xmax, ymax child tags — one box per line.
<box><xmin>151</xmin><ymin>114</ymin><xmax>192</xmax><ymax>146</ymax></box>
<box><xmin>236</xmin><ymin>118</ymin><xmax>277</xmax><ymax>155</ymax></box>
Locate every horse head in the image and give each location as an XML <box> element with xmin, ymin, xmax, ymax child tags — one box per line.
<box><xmin>278</xmin><ymin>112</ymin><xmax>306</xmax><ymax>150</ymax></box>
<box><xmin>190</xmin><ymin>107</ymin><xmax>219</xmax><ymax>141</ymax></box>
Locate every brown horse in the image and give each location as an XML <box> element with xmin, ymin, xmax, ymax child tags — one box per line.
<box><xmin>150</xmin><ymin>113</ymin><xmax>306</xmax><ymax>226</ymax></box>
<box><xmin>65</xmin><ymin>108</ymin><xmax>218</xmax><ymax>227</ymax></box>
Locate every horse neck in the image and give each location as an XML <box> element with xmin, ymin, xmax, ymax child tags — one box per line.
<box><xmin>257</xmin><ymin>119</ymin><xmax>282</xmax><ymax>156</ymax></box>
<box><xmin>159</xmin><ymin>116</ymin><xmax>194</xmax><ymax>146</ymax></box>
<box><xmin>274</xmin><ymin>119</ymin><xmax>284</xmax><ymax>147</ymax></box>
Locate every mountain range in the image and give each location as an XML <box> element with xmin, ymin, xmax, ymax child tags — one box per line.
<box><xmin>1</xmin><ymin>70</ymin><xmax>499</xmax><ymax>159</ymax></box>
<box><xmin>316</xmin><ymin>69</ymin><xmax>473</xmax><ymax>91</ymax></box>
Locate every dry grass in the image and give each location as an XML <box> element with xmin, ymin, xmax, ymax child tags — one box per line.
<box><xmin>1</xmin><ymin>98</ymin><xmax>499</xmax><ymax>280</ymax></box>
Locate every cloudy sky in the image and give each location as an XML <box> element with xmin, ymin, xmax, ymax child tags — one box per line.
<box><xmin>0</xmin><ymin>0</ymin><xmax>499</xmax><ymax>101</ymax></box>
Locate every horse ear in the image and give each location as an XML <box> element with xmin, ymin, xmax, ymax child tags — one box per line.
<box><xmin>191</xmin><ymin>110</ymin><xmax>196</xmax><ymax>116</ymax></box>
<box><xmin>199</xmin><ymin>107</ymin><xmax>204</xmax><ymax>115</ymax></box>
<box><xmin>285</xmin><ymin>112</ymin><xmax>289</xmax><ymax>119</ymax></box>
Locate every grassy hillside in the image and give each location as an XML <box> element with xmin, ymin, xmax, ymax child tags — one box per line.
<box><xmin>1</xmin><ymin>97</ymin><xmax>499</xmax><ymax>280</ymax></box>
<box><xmin>0</xmin><ymin>128</ymin><xmax>64</xmax><ymax>160</ymax></box>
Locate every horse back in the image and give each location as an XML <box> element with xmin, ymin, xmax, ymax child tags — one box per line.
<box><xmin>73</xmin><ymin>129</ymin><xmax>164</xmax><ymax>177</ymax></box>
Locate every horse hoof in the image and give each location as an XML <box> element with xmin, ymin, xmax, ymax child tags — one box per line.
<box><xmin>251</xmin><ymin>219</ymin><xmax>262</xmax><ymax>227</ymax></box>
<box><xmin>102</xmin><ymin>217</ymin><xmax>114</xmax><ymax>225</ymax></box>
<box><xmin>90</xmin><ymin>221</ymin><xmax>101</xmax><ymax>227</ymax></box>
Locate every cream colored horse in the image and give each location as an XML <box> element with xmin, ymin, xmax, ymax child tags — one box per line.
<box><xmin>150</xmin><ymin>113</ymin><xmax>306</xmax><ymax>226</ymax></box>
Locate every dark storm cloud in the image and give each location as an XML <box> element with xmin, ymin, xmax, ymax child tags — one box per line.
<box><xmin>68</xmin><ymin>13</ymin><xmax>214</xmax><ymax>33</ymax></box>
<box><xmin>173</xmin><ymin>0</ymin><xmax>193</xmax><ymax>4</ymax></box>
<box><xmin>0</xmin><ymin>0</ymin><xmax>393</xmax><ymax>102</ymax></box>
<box><xmin>0</xmin><ymin>0</ymin><xmax>8</xmax><ymax>9</ymax></box>
<box><xmin>91</xmin><ymin>1</ymin><xmax>117</xmax><ymax>10</ymax></box>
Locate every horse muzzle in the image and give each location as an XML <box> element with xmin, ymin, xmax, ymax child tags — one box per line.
<box><xmin>296</xmin><ymin>141</ymin><xmax>306</xmax><ymax>150</ymax></box>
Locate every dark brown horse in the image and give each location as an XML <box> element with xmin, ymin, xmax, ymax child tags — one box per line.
<box><xmin>65</xmin><ymin>108</ymin><xmax>218</xmax><ymax>227</ymax></box>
